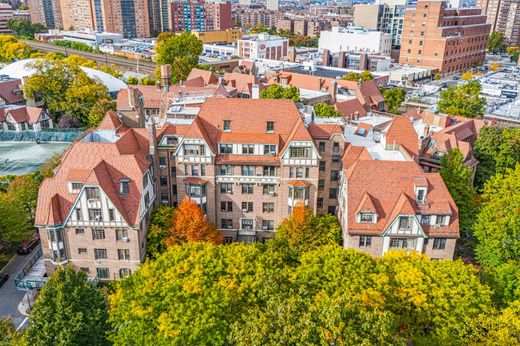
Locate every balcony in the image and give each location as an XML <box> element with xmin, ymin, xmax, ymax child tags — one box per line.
<box><xmin>288</xmin><ymin>182</ymin><xmax>310</xmax><ymax>207</ymax></box>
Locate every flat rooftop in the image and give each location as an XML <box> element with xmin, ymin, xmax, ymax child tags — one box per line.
<box><xmin>0</xmin><ymin>142</ymin><xmax>70</xmax><ymax>176</ymax></box>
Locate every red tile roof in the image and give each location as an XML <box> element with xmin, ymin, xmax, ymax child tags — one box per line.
<box><xmin>35</xmin><ymin>113</ymin><xmax>152</xmax><ymax>228</ymax></box>
<box><xmin>346</xmin><ymin>160</ymin><xmax>459</xmax><ymax>237</ymax></box>
<box><xmin>307</xmin><ymin>123</ymin><xmax>343</xmax><ymax>139</ymax></box>
<box><xmin>186</xmin><ymin>68</ymin><xmax>218</xmax><ymax>86</ymax></box>
<box><xmin>0</xmin><ymin>80</ymin><xmax>24</xmax><ymax>104</ymax></box>
<box><xmin>0</xmin><ymin>106</ymin><xmax>45</xmax><ymax>124</ymax></box>
<box><xmin>385</xmin><ymin>116</ymin><xmax>420</xmax><ymax>160</ymax></box>
<box><xmin>288</xmin><ymin>180</ymin><xmax>311</xmax><ymax>187</ymax></box>
<box><xmin>335</xmin><ymin>99</ymin><xmax>367</xmax><ymax>120</ymax></box>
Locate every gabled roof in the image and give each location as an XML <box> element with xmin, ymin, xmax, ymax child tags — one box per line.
<box><xmin>35</xmin><ymin>112</ymin><xmax>152</xmax><ymax>228</ymax></box>
<box><xmin>354</xmin><ymin>192</ymin><xmax>378</xmax><ymax>214</ymax></box>
<box><xmin>223</xmin><ymin>72</ymin><xmax>262</xmax><ymax>95</ymax></box>
<box><xmin>0</xmin><ymin>106</ymin><xmax>45</xmax><ymax>124</ymax></box>
<box><xmin>97</xmin><ymin>110</ymin><xmax>128</xmax><ymax>133</ymax></box>
<box><xmin>342</xmin><ymin>144</ymin><xmax>372</xmax><ymax>170</ymax></box>
<box><xmin>186</xmin><ymin>68</ymin><xmax>218</xmax><ymax>86</ymax></box>
<box><xmin>335</xmin><ymin>98</ymin><xmax>367</xmax><ymax>120</ymax></box>
<box><xmin>345</xmin><ymin>160</ymin><xmax>459</xmax><ymax>237</ymax></box>
<box><xmin>0</xmin><ymin>80</ymin><xmax>24</xmax><ymax>104</ymax></box>
<box><xmin>307</xmin><ymin>123</ymin><xmax>343</xmax><ymax>139</ymax></box>
<box><xmin>385</xmin><ymin>116</ymin><xmax>419</xmax><ymax>160</ymax></box>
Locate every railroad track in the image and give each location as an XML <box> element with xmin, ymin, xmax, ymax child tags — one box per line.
<box><xmin>23</xmin><ymin>40</ymin><xmax>157</xmax><ymax>75</ymax></box>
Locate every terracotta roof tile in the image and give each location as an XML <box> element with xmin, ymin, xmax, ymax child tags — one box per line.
<box><xmin>307</xmin><ymin>123</ymin><xmax>343</xmax><ymax>139</ymax></box>
<box><xmin>335</xmin><ymin>99</ymin><xmax>367</xmax><ymax>120</ymax></box>
<box><xmin>288</xmin><ymin>180</ymin><xmax>311</xmax><ymax>187</ymax></box>
<box><xmin>0</xmin><ymin>80</ymin><xmax>24</xmax><ymax>104</ymax></box>
<box><xmin>186</xmin><ymin>68</ymin><xmax>218</xmax><ymax>86</ymax></box>
<box><xmin>385</xmin><ymin>116</ymin><xmax>419</xmax><ymax>160</ymax></box>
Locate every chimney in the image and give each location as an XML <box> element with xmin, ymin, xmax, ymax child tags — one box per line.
<box><xmin>251</xmin><ymin>84</ymin><xmax>260</xmax><ymax>99</ymax></box>
<box><xmin>161</xmin><ymin>64</ymin><xmax>171</xmax><ymax>92</ymax></box>
<box><xmin>330</xmin><ymin>80</ymin><xmax>337</xmax><ymax>103</ymax></box>
<box><xmin>156</xmin><ymin>81</ymin><xmax>161</xmax><ymax>91</ymax></box>
<box><xmin>322</xmin><ymin>49</ymin><xmax>331</xmax><ymax>66</ymax></box>
<box><xmin>218</xmin><ymin>76</ymin><xmax>224</xmax><ymax>86</ymax></box>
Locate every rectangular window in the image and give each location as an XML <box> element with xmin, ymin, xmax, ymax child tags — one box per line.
<box><xmin>263</xmin><ymin>145</ymin><xmax>276</xmax><ymax>155</ymax></box>
<box><xmin>333</xmin><ymin>142</ymin><xmax>340</xmax><ymax>153</ymax></box>
<box><xmin>96</xmin><ymin>267</ymin><xmax>110</xmax><ymax>279</ymax></box>
<box><xmin>219</xmin><ymin>165</ymin><xmax>233</xmax><ymax>175</ymax></box>
<box><xmin>85</xmin><ymin>187</ymin><xmax>100</xmax><ymax>200</ymax></box>
<box><xmin>420</xmin><ymin>215</ymin><xmax>430</xmax><ymax>225</ymax></box>
<box><xmin>266</xmin><ymin>121</ymin><xmax>274</xmax><ymax>133</ymax></box>
<box><xmin>171</xmin><ymin>167</ymin><xmax>176</xmax><ymax>177</ymax></box>
<box><xmin>390</xmin><ymin>238</ymin><xmax>416</xmax><ymax>249</ymax></box>
<box><xmin>191</xmin><ymin>165</ymin><xmax>199</xmax><ymax>176</ymax></box>
<box><xmin>120</xmin><ymin>179</ymin><xmax>130</xmax><ymax>194</ymax></box>
<box><xmin>359</xmin><ymin>236</ymin><xmax>372</xmax><ymax>247</ymax></box>
<box><xmin>319</xmin><ymin>161</ymin><xmax>326</xmax><ymax>172</ymax></box>
<box><xmin>221</xmin><ymin>201</ymin><xmax>233</xmax><ymax>212</ymax></box>
<box><xmin>263</xmin><ymin>202</ymin><xmax>274</xmax><ymax>213</ymax></box>
<box><xmin>329</xmin><ymin>188</ymin><xmax>338</xmax><ymax>199</ymax></box>
<box><xmin>94</xmin><ymin>248</ymin><xmax>107</xmax><ymax>259</ymax></box>
<box><xmin>115</xmin><ymin>229</ymin><xmax>128</xmax><ymax>241</ymax></box>
<box><xmin>241</xmin><ymin>219</ymin><xmax>254</xmax><ymax>230</ymax></box>
<box><xmin>220</xmin><ymin>144</ymin><xmax>233</xmax><ymax>154</ymax></box>
<box><xmin>75</xmin><ymin>228</ymin><xmax>84</xmax><ymax>234</ymax></box>
<box><xmin>317</xmin><ymin>198</ymin><xmax>323</xmax><ymax>208</ymax></box>
<box><xmin>118</xmin><ymin>249</ymin><xmax>130</xmax><ymax>260</ymax></box>
<box><xmin>223</xmin><ymin>120</ymin><xmax>231</xmax><ymax>132</ymax></box>
<box><xmin>436</xmin><ymin>215</ymin><xmax>447</xmax><ymax>225</ymax></box>
<box><xmin>159</xmin><ymin>157</ymin><xmax>167</xmax><ymax>166</ymax></box>
<box><xmin>242</xmin><ymin>144</ymin><xmax>254</xmax><ymax>154</ymax></box>
<box><xmin>108</xmin><ymin>209</ymin><xmax>115</xmax><ymax>221</ymax></box>
<box><xmin>318</xmin><ymin>180</ymin><xmax>324</xmax><ymax>191</ymax></box>
<box><xmin>318</xmin><ymin>141</ymin><xmax>325</xmax><ymax>152</ymax></box>
<box><xmin>328</xmin><ymin>206</ymin><xmax>336</xmax><ymax>214</ymax></box>
<box><xmin>399</xmin><ymin>216</ymin><xmax>412</xmax><ymax>230</ymax></box>
<box><xmin>88</xmin><ymin>209</ymin><xmax>103</xmax><ymax>222</ymax></box>
<box><xmin>359</xmin><ymin>212</ymin><xmax>375</xmax><ymax>223</ymax></box>
<box><xmin>221</xmin><ymin>219</ymin><xmax>233</xmax><ymax>229</ymax></box>
<box><xmin>184</xmin><ymin>144</ymin><xmax>205</xmax><ymax>156</ymax></box>
<box><xmin>305</xmin><ymin>167</ymin><xmax>310</xmax><ymax>178</ymax></box>
<box><xmin>160</xmin><ymin>176</ymin><xmax>168</xmax><ymax>187</ymax></box>
<box><xmin>201</xmin><ymin>165</ymin><xmax>206</xmax><ymax>176</ymax></box>
<box><xmin>433</xmin><ymin>238</ymin><xmax>447</xmax><ymax>250</ymax></box>
<box><xmin>263</xmin><ymin>184</ymin><xmax>275</xmax><ymax>195</ymax></box>
<box><xmin>172</xmin><ymin>185</ymin><xmax>177</xmax><ymax>195</ymax></box>
<box><xmin>331</xmin><ymin>170</ymin><xmax>339</xmax><ymax>180</ymax></box>
<box><xmin>332</xmin><ymin>155</ymin><xmax>341</xmax><ymax>163</ymax></box>
<box><xmin>417</xmin><ymin>189</ymin><xmax>425</xmax><ymax>202</ymax></box>
<box><xmin>92</xmin><ymin>228</ymin><xmax>106</xmax><ymax>240</ymax></box>
<box><xmin>76</xmin><ymin>208</ymin><xmax>82</xmax><ymax>221</ymax></box>
<box><xmin>220</xmin><ymin>183</ymin><xmax>233</xmax><ymax>194</ymax></box>
<box><xmin>290</xmin><ymin>147</ymin><xmax>310</xmax><ymax>158</ymax></box>
<box><xmin>71</xmin><ymin>182</ymin><xmax>83</xmax><ymax>191</ymax></box>
<box><xmin>296</xmin><ymin>167</ymin><xmax>303</xmax><ymax>178</ymax></box>
<box><xmin>263</xmin><ymin>166</ymin><xmax>275</xmax><ymax>176</ymax></box>
<box><xmin>262</xmin><ymin>220</ymin><xmax>274</xmax><ymax>230</ymax></box>
<box><xmin>241</xmin><ymin>165</ymin><xmax>254</xmax><ymax>176</ymax></box>
<box><xmin>242</xmin><ymin>183</ymin><xmax>254</xmax><ymax>194</ymax></box>
<box><xmin>289</xmin><ymin>167</ymin><xmax>294</xmax><ymax>178</ymax></box>
<box><xmin>242</xmin><ymin>202</ymin><xmax>253</xmax><ymax>213</ymax></box>
<box><xmin>78</xmin><ymin>248</ymin><xmax>87</xmax><ymax>254</ymax></box>
<box><xmin>223</xmin><ymin>236</ymin><xmax>233</xmax><ymax>244</ymax></box>
<box><xmin>80</xmin><ymin>267</ymin><xmax>90</xmax><ymax>273</ymax></box>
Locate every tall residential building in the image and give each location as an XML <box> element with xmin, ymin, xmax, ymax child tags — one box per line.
<box><xmin>0</xmin><ymin>3</ymin><xmax>13</xmax><ymax>34</ymax></box>
<box><xmin>266</xmin><ymin>0</ymin><xmax>278</xmax><ymax>11</ymax></box>
<box><xmin>28</xmin><ymin>0</ymin><xmax>62</xmax><ymax>29</ymax></box>
<box><xmin>170</xmin><ymin>1</ymin><xmax>233</xmax><ymax>33</ymax></box>
<box><xmin>59</xmin><ymin>0</ymin><xmax>95</xmax><ymax>31</ymax></box>
<box><xmin>477</xmin><ymin>0</ymin><xmax>520</xmax><ymax>46</ymax></box>
<box><xmin>399</xmin><ymin>1</ymin><xmax>490</xmax><ymax>74</ymax></box>
<box><xmin>35</xmin><ymin>112</ymin><xmax>157</xmax><ymax>281</ymax></box>
<box><xmin>233</xmin><ymin>6</ymin><xmax>283</xmax><ymax>28</ymax></box>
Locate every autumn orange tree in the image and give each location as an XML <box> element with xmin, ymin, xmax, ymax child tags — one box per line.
<box><xmin>275</xmin><ymin>204</ymin><xmax>341</xmax><ymax>253</ymax></box>
<box><xmin>165</xmin><ymin>197</ymin><xmax>223</xmax><ymax>246</ymax></box>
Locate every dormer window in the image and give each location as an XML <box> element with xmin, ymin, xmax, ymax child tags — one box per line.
<box><xmin>416</xmin><ymin>188</ymin><xmax>426</xmax><ymax>203</ymax></box>
<box><xmin>223</xmin><ymin>120</ymin><xmax>231</xmax><ymax>132</ymax></box>
<box><xmin>85</xmin><ymin>187</ymin><xmax>100</xmax><ymax>200</ymax></box>
<box><xmin>358</xmin><ymin>212</ymin><xmax>376</xmax><ymax>224</ymax></box>
<box><xmin>70</xmin><ymin>182</ymin><xmax>83</xmax><ymax>193</ymax></box>
<box><xmin>266</xmin><ymin>121</ymin><xmax>274</xmax><ymax>133</ymax></box>
<box><xmin>166</xmin><ymin>136</ymin><xmax>177</xmax><ymax>145</ymax></box>
<box><xmin>120</xmin><ymin>179</ymin><xmax>130</xmax><ymax>195</ymax></box>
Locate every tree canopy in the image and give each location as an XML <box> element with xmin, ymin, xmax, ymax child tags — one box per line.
<box><xmin>437</xmin><ymin>80</ymin><xmax>486</xmax><ymax>118</ymax></box>
<box><xmin>7</xmin><ymin>18</ymin><xmax>46</xmax><ymax>38</ymax></box>
<box><xmin>313</xmin><ymin>102</ymin><xmax>341</xmax><ymax>118</ymax></box>
<box><xmin>165</xmin><ymin>197</ymin><xmax>223</xmax><ymax>246</ymax></box>
<box><xmin>26</xmin><ymin>265</ymin><xmax>110</xmax><ymax>345</ymax></box>
<box><xmin>259</xmin><ymin>84</ymin><xmax>300</xmax><ymax>101</ymax></box>
<box><xmin>473</xmin><ymin>165</ymin><xmax>520</xmax><ymax>268</ymax></box>
<box><xmin>0</xmin><ymin>34</ymin><xmax>33</xmax><ymax>62</ymax></box>
<box><xmin>487</xmin><ymin>31</ymin><xmax>506</xmax><ymax>54</ymax></box>
<box><xmin>440</xmin><ymin>149</ymin><xmax>476</xmax><ymax>234</ymax></box>
<box><xmin>146</xmin><ymin>205</ymin><xmax>174</xmax><ymax>259</ymax></box>
<box><xmin>342</xmin><ymin>70</ymin><xmax>373</xmax><ymax>82</ymax></box>
<box><xmin>87</xmin><ymin>99</ymin><xmax>116</xmax><ymax>127</ymax></box>
<box><xmin>154</xmin><ymin>31</ymin><xmax>203</xmax><ymax>84</ymax></box>
<box><xmin>382</xmin><ymin>87</ymin><xmax>406</xmax><ymax>114</ymax></box>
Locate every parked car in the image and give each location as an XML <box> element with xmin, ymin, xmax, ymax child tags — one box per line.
<box><xmin>0</xmin><ymin>273</ymin><xmax>8</xmax><ymax>288</ymax></box>
<box><xmin>17</xmin><ymin>233</ymin><xmax>40</xmax><ymax>255</ymax></box>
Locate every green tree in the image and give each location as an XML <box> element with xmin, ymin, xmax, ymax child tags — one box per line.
<box><xmin>342</xmin><ymin>70</ymin><xmax>373</xmax><ymax>82</ymax></box>
<box><xmin>275</xmin><ymin>205</ymin><xmax>341</xmax><ymax>254</ymax></box>
<box><xmin>62</xmin><ymin>79</ymin><xmax>110</xmax><ymax>124</ymax></box>
<box><xmin>126</xmin><ymin>76</ymin><xmax>138</xmax><ymax>85</ymax></box>
<box><xmin>146</xmin><ymin>205</ymin><xmax>174</xmax><ymax>259</ymax></box>
<box><xmin>108</xmin><ymin>242</ymin><xmax>287</xmax><ymax>345</ymax></box>
<box><xmin>87</xmin><ymin>99</ymin><xmax>116</xmax><ymax>127</ymax></box>
<box><xmin>383</xmin><ymin>87</ymin><xmax>406</xmax><ymax>114</ymax></box>
<box><xmin>439</xmin><ymin>149</ymin><xmax>476</xmax><ymax>234</ymax></box>
<box><xmin>506</xmin><ymin>46</ymin><xmax>520</xmax><ymax>62</ymax></box>
<box><xmin>0</xmin><ymin>317</ymin><xmax>24</xmax><ymax>345</ymax></box>
<box><xmin>488</xmin><ymin>31</ymin><xmax>506</xmax><ymax>54</ymax></box>
<box><xmin>313</xmin><ymin>102</ymin><xmax>341</xmax><ymax>118</ymax></box>
<box><xmin>100</xmin><ymin>64</ymin><xmax>122</xmax><ymax>78</ymax></box>
<box><xmin>259</xmin><ymin>84</ymin><xmax>300</xmax><ymax>101</ymax></box>
<box><xmin>154</xmin><ymin>31</ymin><xmax>203</xmax><ymax>84</ymax></box>
<box><xmin>437</xmin><ymin>80</ymin><xmax>486</xmax><ymax>118</ymax></box>
<box><xmin>474</xmin><ymin>165</ymin><xmax>520</xmax><ymax>268</ymax></box>
<box><xmin>7</xmin><ymin>18</ymin><xmax>46</xmax><ymax>38</ymax></box>
<box><xmin>26</xmin><ymin>265</ymin><xmax>110</xmax><ymax>345</ymax></box>
<box><xmin>483</xmin><ymin>262</ymin><xmax>520</xmax><ymax>305</ymax></box>
<box><xmin>39</xmin><ymin>153</ymin><xmax>62</xmax><ymax>179</ymax></box>
<box><xmin>473</xmin><ymin>127</ymin><xmax>520</xmax><ymax>188</ymax></box>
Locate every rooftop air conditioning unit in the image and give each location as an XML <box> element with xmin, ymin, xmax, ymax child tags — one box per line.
<box><xmin>226</xmin><ymin>225</ymin><xmax>233</xmax><ymax>229</ymax></box>
<box><xmin>242</xmin><ymin>209</ymin><xmax>248</xmax><ymax>213</ymax></box>
<box><xmin>262</xmin><ymin>226</ymin><xmax>268</xmax><ymax>230</ymax></box>
<box><xmin>159</xmin><ymin>165</ymin><xmax>166</xmax><ymax>169</ymax></box>
<box><xmin>122</xmin><ymin>237</ymin><xmax>129</xmax><ymax>243</ymax></box>
<box><xmin>269</xmin><ymin>191</ymin><xmax>275</xmax><ymax>196</ymax></box>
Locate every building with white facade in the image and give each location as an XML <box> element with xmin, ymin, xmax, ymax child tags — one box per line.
<box><xmin>238</xmin><ymin>33</ymin><xmax>290</xmax><ymax>61</ymax></box>
<box><xmin>319</xmin><ymin>27</ymin><xmax>393</xmax><ymax>56</ymax></box>
<box><xmin>266</xmin><ymin>0</ymin><xmax>279</xmax><ymax>11</ymax></box>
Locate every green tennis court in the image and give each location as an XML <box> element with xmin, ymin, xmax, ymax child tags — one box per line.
<box><xmin>0</xmin><ymin>142</ymin><xmax>70</xmax><ymax>176</ymax></box>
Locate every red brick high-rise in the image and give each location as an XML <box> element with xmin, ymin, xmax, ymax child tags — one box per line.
<box><xmin>399</xmin><ymin>1</ymin><xmax>490</xmax><ymax>75</ymax></box>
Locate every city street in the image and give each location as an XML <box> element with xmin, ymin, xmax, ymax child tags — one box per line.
<box><xmin>0</xmin><ymin>251</ymin><xmax>34</xmax><ymax>330</ymax></box>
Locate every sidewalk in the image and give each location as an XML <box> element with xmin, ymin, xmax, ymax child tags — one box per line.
<box><xmin>18</xmin><ymin>290</ymin><xmax>38</xmax><ymax>317</ymax></box>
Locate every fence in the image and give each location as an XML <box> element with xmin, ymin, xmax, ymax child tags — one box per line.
<box><xmin>0</xmin><ymin>128</ymin><xmax>85</xmax><ymax>143</ymax></box>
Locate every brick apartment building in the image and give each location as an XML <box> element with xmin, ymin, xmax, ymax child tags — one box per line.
<box><xmin>477</xmin><ymin>0</ymin><xmax>520</xmax><ymax>46</ymax></box>
<box><xmin>399</xmin><ymin>1</ymin><xmax>490</xmax><ymax>74</ymax></box>
<box><xmin>170</xmin><ymin>0</ymin><xmax>233</xmax><ymax>33</ymax></box>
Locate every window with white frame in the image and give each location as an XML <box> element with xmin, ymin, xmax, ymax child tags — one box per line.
<box><xmin>262</xmin><ymin>220</ymin><xmax>274</xmax><ymax>230</ymax></box>
<box><xmin>85</xmin><ymin>187</ymin><xmax>100</xmax><ymax>200</ymax></box>
<box><xmin>115</xmin><ymin>229</ymin><xmax>128</xmax><ymax>241</ymax></box>
<box><xmin>389</xmin><ymin>238</ymin><xmax>416</xmax><ymax>250</ymax></box>
<box><xmin>420</xmin><ymin>215</ymin><xmax>430</xmax><ymax>225</ymax></box>
<box><xmin>433</xmin><ymin>238</ymin><xmax>447</xmax><ymax>250</ymax></box>
<box><xmin>242</xmin><ymin>144</ymin><xmax>254</xmax><ymax>154</ymax></box>
<box><xmin>242</xmin><ymin>183</ymin><xmax>254</xmax><ymax>194</ymax></box>
<box><xmin>436</xmin><ymin>215</ymin><xmax>447</xmax><ymax>226</ymax></box>
<box><xmin>92</xmin><ymin>228</ymin><xmax>105</xmax><ymax>240</ymax></box>
<box><xmin>219</xmin><ymin>165</ymin><xmax>233</xmax><ymax>175</ymax></box>
<box><xmin>241</xmin><ymin>165</ymin><xmax>254</xmax><ymax>176</ymax></box>
<box><xmin>119</xmin><ymin>268</ymin><xmax>131</xmax><ymax>278</ymax></box>
<box><xmin>94</xmin><ymin>248</ymin><xmax>107</xmax><ymax>259</ymax></box>
<box><xmin>220</xmin><ymin>183</ymin><xmax>233</xmax><ymax>194</ymax></box>
<box><xmin>118</xmin><ymin>249</ymin><xmax>130</xmax><ymax>260</ymax></box>
<box><xmin>120</xmin><ymin>179</ymin><xmax>130</xmax><ymax>194</ymax></box>
<box><xmin>184</xmin><ymin>144</ymin><xmax>205</xmax><ymax>156</ymax></box>
<box><xmin>359</xmin><ymin>236</ymin><xmax>372</xmax><ymax>247</ymax></box>
<box><xmin>263</xmin><ymin>184</ymin><xmax>275</xmax><ymax>195</ymax></box>
<box><xmin>241</xmin><ymin>219</ymin><xmax>254</xmax><ymax>230</ymax></box>
<box><xmin>263</xmin><ymin>202</ymin><xmax>274</xmax><ymax>213</ymax></box>
<box><xmin>398</xmin><ymin>216</ymin><xmax>412</xmax><ymax>230</ymax></box>
<box><xmin>289</xmin><ymin>147</ymin><xmax>311</xmax><ymax>158</ymax></box>
<box><xmin>220</xmin><ymin>144</ymin><xmax>233</xmax><ymax>154</ymax></box>
<box><xmin>97</xmin><ymin>267</ymin><xmax>110</xmax><ymax>279</ymax></box>
<box><xmin>88</xmin><ymin>209</ymin><xmax>103</xmax><ymax>222</ymax></box>
<box><xmin>242</xmin><ymin>202</ymin><xmax>253</xmax><ymax>212</ymax></box>
<box><xmin>263</xmin><ymin>145</ymin><xmax>276</xmax><ymax>155</ymax></box>
<box><xmin>359</xmin><ymin>212</ymin><xmax>376</xmax><ymax>223</ymax></box>
<box><xmin>71</xmin><ymin>182</ymin><xmax>83</xmax><ymax>192</ymax></box>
